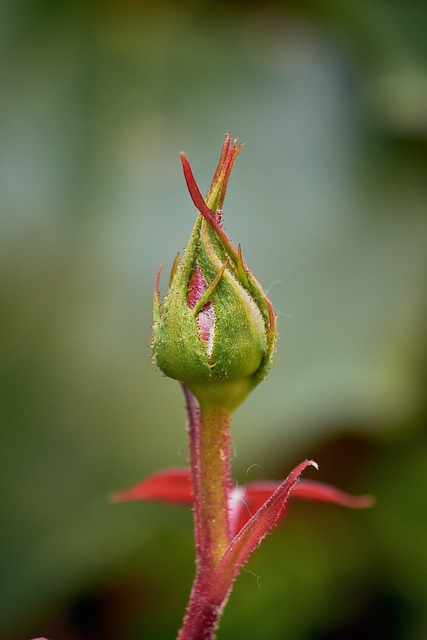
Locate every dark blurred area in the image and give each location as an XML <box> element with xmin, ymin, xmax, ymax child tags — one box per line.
<box><xmin>1</xmin><ymin>1</ymin><xmax>426</xmax><ymax>638</ymax></box>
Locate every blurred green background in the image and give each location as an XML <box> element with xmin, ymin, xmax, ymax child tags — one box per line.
<box><xmin>1</xmin><ymin>1</ymin><xmax>427</xmax><ymax>638</ymax></box>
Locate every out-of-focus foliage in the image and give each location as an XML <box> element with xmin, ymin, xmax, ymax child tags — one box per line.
<box><xmin>1</xmin><ymin>1</ymin><xmax>426</xmax><ymax>639</ymax></box>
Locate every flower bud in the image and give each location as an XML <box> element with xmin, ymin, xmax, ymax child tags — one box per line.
<box><xmin>152</xmin><ymin>134</ymin><xmax>276</xmax><ymax>410</ymax></box>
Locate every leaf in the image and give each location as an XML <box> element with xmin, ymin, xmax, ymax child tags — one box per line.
<box><xmin>210</xmin><ymin>460</ymin><xmax>317</xmax><ymax>603</ymax></box>
<box><xmin>111</xmin><ymin>468</ymin><xmax>193</xmax><ymax>504</ymax></box>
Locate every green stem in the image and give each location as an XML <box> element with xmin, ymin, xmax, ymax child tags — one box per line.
<box><xmin>197</xmin><ymin>402</ymin><xmax>232</xmax><ymax>569</ymax></box>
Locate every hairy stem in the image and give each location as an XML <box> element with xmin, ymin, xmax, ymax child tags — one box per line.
<box><xmin>179</xmin><ymin>384</ymin><xmax>232</xmax><ymax>639</ymax></box>
<box><xmin>197</xmin><ymin>401</ymin><xmax>232</xmax><ymax>568</ymax></box>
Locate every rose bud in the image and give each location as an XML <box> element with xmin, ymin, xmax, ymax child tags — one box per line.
<box><xmin>152</xmin><ymin>134</ymin><xmax>276</xmax><ymax>411</ymax></box>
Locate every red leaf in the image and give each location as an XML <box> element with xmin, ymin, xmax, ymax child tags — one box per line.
<box><xmin>234</xmin><ymin>478</ymin><xmax>374</xmax><ymax>532</ymax></box>
<box><xmin>111</xmin><ymin>468</ymin><xmax>193</xmax><ymax>504</ymax></box>
<box><xmin>211</xmin><ymin>461</ymin><xmax>317</xmax><ymax>603</ymax></box>
<box><xmin>112</xmin><ymin>469</ymin><xmax>374</xmax><ymax>533</ymax></box>
<box><xmin>292</xmin><ymin>479</ymin><xmax>375</xmax><ymax>508</ymax></box>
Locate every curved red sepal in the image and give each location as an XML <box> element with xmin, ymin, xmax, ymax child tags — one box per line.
<box><xmin>180</xmin><ymin>145</ymin><xmax>241</xmax><ymax>265</ymax></box>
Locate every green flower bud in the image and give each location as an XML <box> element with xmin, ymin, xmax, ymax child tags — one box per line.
<box><xmin>152</xmin><ymin>134</ymin><xmax>276</xmax><ymax>410</ymax></box>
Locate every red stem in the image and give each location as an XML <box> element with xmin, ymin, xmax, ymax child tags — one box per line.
<box><xmin>179</xmin><ymin>384</ymin><xmax>232</xmax><ymax>639</ymax></box>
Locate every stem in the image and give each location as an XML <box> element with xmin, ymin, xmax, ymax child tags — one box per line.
<box><xmin>179</xmin><ymin>384</ymin><xmax>233</xmax><ymax>640</ymax></box>
<box><xmin>197</xmin><ymin>402</ymin><xmax>232</xmax><ymax>567</ymax></box>
<box><xmin>178</xmin><ymin>582</ymin><xmax>224</xmax><ymax>640</ymax></box>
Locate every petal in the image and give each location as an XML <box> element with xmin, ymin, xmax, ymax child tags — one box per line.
<box><xmin>111</xmin><ymin>468</ymin><xmax>193</xmax><ymax>504</ymax></box>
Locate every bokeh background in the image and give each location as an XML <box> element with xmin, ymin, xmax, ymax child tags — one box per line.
<box><xmin>1</xmin><ymin>1</ymin><xmax>427</xmax><ymax>638</ymax></box>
